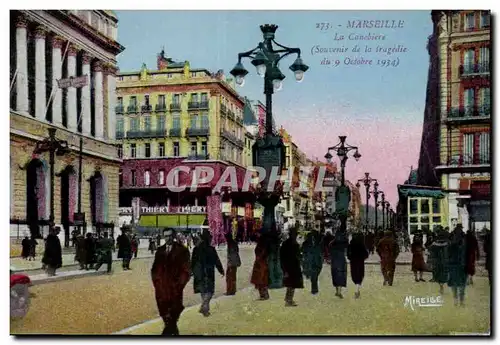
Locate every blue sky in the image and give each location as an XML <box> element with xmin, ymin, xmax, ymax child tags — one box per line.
<box><xmin>116</xmin><ymin>10</ymin><xmax>433</xmax><ymax>125</ymax></box>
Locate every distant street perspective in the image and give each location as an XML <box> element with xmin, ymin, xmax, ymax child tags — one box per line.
<box><xmin>10</xmin><ymin>9</ymin><xmax>491</xmax><ymax>336</ymax></box>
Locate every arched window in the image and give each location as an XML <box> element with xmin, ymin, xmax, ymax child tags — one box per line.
<box><xmin>26</xmin><ymin>158</ymin><xmax>48</xmax><ymax>238</ymax></box>
<box><xmin>89</xmin><ymin>171</ymin><xmax>104</xmax><ymax>225</ymax></box>
<box><xmin>144</xmin><ymin>170</ymin><xmax>151</xmax><ymax>186</ymax></box>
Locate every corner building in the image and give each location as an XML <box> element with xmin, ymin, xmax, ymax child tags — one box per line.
<box><xmin>10</xmin><ymin>10</ymin><xmax>124</xmax><ymax>245</ymax></box>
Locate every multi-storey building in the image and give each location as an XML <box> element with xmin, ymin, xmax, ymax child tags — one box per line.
<box><xmin>116</xmin><ymin>52</ymin><xmax>246</xmax><ymax>165</ymax></box>
<box><xmin>10</xmin><ymin>10</ymin><xmax>124</xmax><ymax>245</ymax></box>
<box><xmin>413</xmin><ymin>11</ymin><xmax>491</xmax><ymax>233</ymax></box>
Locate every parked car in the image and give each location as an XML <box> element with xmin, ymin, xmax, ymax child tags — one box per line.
<box><xmin>10</xmin><ymin>270</ymin><xmax>31</xmax><ymax>318</ymax></box>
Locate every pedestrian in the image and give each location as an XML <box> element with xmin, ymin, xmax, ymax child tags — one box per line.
<box><xmin>322</xmin><ymin>231</ymin><xmax>333</xmax><ymax>264</ymax></box>
<box><xmin>365</xmin><ymin>230</ymin><xmax>375</xmax><ymax>255</ymax></box>
<box><xmin>268</xmin><ymin>229</ymin><xmax>283</xmax><ymax>290</ymax></box>
<box><xmin>191</xmin><ymin>230</ymin><xmax>224</xmax><ymax>317</ymax></box>
<box><xmin>42</xmin><ymin>226</ymin><xmax>62</xmax><ymax>276</ymax></box>
<box><xmin>483</xmin><ymin>230</ymin><xmax>491</xmax><ymax>285</ymax></box>
<box><xmin>29</xmin><ymin>236</ymin><xmax>38</xmax><ymax>261</ymax></box>
<box><xmin>430</xmin><ymin>229</ymin><xmax>449</xmax><ymax>294</ymax></box>
<box><xmin>347</xmin><ymin>232</ymin><xmax>369</xmax><ymax>298</ymax></box>
<box><xmin>151</xmin><ymin>228</ymin><xmax>191</xmax><ymax>336</ymax></box>
<box><xmin>302</xmin><ymin>230</ymin><xmax>323</xmax><ymax>295</ymax></box>
<box><xmin>84</xmin><ymin>233</ymin><xmax>96</xmax><ymax>270</ymax></box>
<box><xmin>329</xmin><ymin>230</ymin><xmax>348</xmax><ymax>299</ymax></box>
<box><xmin>21</xmin><ymin>236</ymin><xmax>30</xmax><ymax>260</ymax></box>
<box><xmin>251</xmin><ymin>232</ymin><xmax>270</xmax><ymax>300</ymax></box>
<box><xmin>117</xmin><ymin>227</ymin><xmax>133</xmax><ymax>270</ymax></box>
<box><xmin>376</xmin><ymin>230</ymin><xmax>399</xmax><ymax>286</ymax></box>
<box><xmin>131</xmin><ymin>234</ymin><xmax>139</xmax><ymax>259</ymax></box>
<box><xmin>465</xmin><ymin>229</ymin><xmax>480</xmax><ymax>285</ymax></box>
<box><xmin>95</xmin><ymin>232</ymin><xmax>114</xmax><ymax>273</ymax></box>
<box><xmin>148</xmin><ymin>237</ymin><xmax>157</xmax><ymax>254</ymax></box>
<box><xmin>75</xmin><ymin>233</ymin><xmax>86</xmax><ymax>269</ymax></box>
<box><xmin>411</xmin><ymin>233</ymin><xmax>426</xmax><ymax>282</ymax></box>
<box><xmin>225</xmin><ymin>232</ymin><xmax>241</xmax><ymax>296</ymax></box>
<box><xmin>71</xmin><ymin>230</ymin><xmax>78</xmax><ymax>248</ymax></box>
<box><xmin>156</xmin><ymin>233</ymin><xmax>162</xmax><ymax>247</ymax></box>
<box><xmin>448</xmin><ymin>225</ymin><xmax>467</xmax><ymax>306</ymax></box>
<box><xmin>280</xmin><ymin>227</ymin><xmax>303</xmax><ymax>306</ymax></box>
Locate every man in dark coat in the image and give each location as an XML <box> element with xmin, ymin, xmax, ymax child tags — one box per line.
<box><xmin>364</xmin><ymin>231</ymin><xmax>375</xmax><ymax>255</ymax></box>
<box><xmin>411</xmin><ymin>234</ymin><xmax>426</xmax><ymax>282</ymax></box>
<box><xmin>329</xmin><ymin>230</ymin><xmax>348</xmax><ymax>298</ymax></box>
<box><xmin>483</xmin><ymin>230</ymin><xmax>491</xmax><ymax>285</ymax></box>
<box><xmin>347</xmin><ymin>232</ymin><xmax>369</xmax><ymax>298</ymax></box>
<box><xmin>430</xmin><ymin>229</ymin><xmax>449</xmax><ymax>294</ymax></box>
<box><xmin>152</xmin><ymin>228</ymin><xmax>191</xmax><ymax>335</ymax></box>
<box><xmin>448</xmin><ymin>225</ymin><xmax>467</xmax><ymax>306</ymax></box>
<box><xmin>75</xmin><ymin>234</ymin><xmax>86</xmax><ymax>270</ymax></box>
<box><xmin>84</xmin><ymin>232</ymin><xmax>96</xmax><ymax>270</ymax></box>
<box><xmin>465</xmin><ymin>230</ymin><xmax>480</xmax><ymax>285</ymax></box>
<box><xmin>280</xmin><ymin>228</ymin><xmax>303</xmax><ymax>306</ymax></box>
<box><xmin>21</xmin><ymin>236</ymin><xmax>30</xmax><ymax>260</ymax></box>
<box><xmin>117</xmin><ymin>227</ymin><xmax>133</xmax><ymax>270</ymax></box>
<box><xmin>376</xmin><ymin>230</ymin><xmax>399</xmax><ymax>286</ymax></box>
<box><xmin>251</xmin><ymin>232</ymin><xmax>270</xmax><ymax>300</ymax></box>
<box><xmin>225</xmin><ymin>232</ymin><xmax>241</xmax><ymax>296</ymax></box>
<box><xmin>42</xmin><ymin>226</ymin><xmax>62</xmax><ymax>276</ymax></box>
<box><xmin>302</xmin><ymin>230</ymin><xmax>323</xmax><ymax>295</ymax></box>
<box><xmin>29</xmin><ymin>236</ymin><xmax>38</xmax><ymax>261</ymax></box>
<box><xmin>191</xmin><ymin>230</ymin><xmax>224</xmax><ymax>317</ymax></box>
<box><xmin>95</xmin><ymin>232</ymin><xmax>114</xmax><ymax>273</ymax></box>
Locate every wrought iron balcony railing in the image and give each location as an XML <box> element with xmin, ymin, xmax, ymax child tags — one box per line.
<box><xmin>188</xmin><ymin>101</ymin><xmax>199</xmax><ymax>109</ymax></box>
<box><xmin>126</xmin><ymin>130</ymin><xmax>143</xmax><ymax>138</ymax></box>
<box><xmin>187</xmin><ymin>154</ymin><xmax>210</xmax><ymax>160</ymax></box>
<box><xmin>220</xmin><ymin>104</ymin><xmax>227</xmax><ymax>114</ymax></box>
<box><xmin>447</xmin><ymin>105</ymin><xmax>491</xmax><ymax>121</ymax></box>
<box><xmin>155</xmin><ymin>103</ymin><xmax>167</xmax><ymax>112</ymax></box>
<box><xmin>127</xmin><ymin>105</ymin><xmax>138</xmax><ymax>113</ymax></box>
<box><xmin>186</xmin><ymin>127</ymin><xmax>210</xmax><ymax>137</ymax></box>
<box><xmin>115</xmin><ymin>105</ymin><xmax>124</xmax><ymax>114</ymax></box>
<box><xmin>227</xmin><ymin>110</ymin><xmax>236</xmax><ymax>121</ymax></box>
<box><xmin>199</xmin><ymin>101</ymin><xmax>209</xmax><ymax>109</ymax></box>
<box><xmin>221</xmin><ymin>130</ymin><xmax>244</xmax><ymax>148</ymax></box>
<box><xmin>446</xmin><ymin>154</ymin><xmax>491</xmax><ymax>166</ymax></box>
<box><xmin>116</xmin><ymin>131</ymin><xmax>124</xmax><ymax>139</ymax></box>
<box><xmin>460</xmin><ymin>62</ymin><xmax>490</xmax><ymax>76</ymax></box>
<box><xmin>169</xmin><ymin>127</ymin><xmax>182</xmax><ymax>137</ymax></box>
<box><xmin>170</xmin><ymin>103</ymin><xmax>181</xmax><ymax>111</ymax></box>
<box><xmin>141</xmin><ymin>104</ymin><xmax>152</xmax><ymax>113</ymax></box>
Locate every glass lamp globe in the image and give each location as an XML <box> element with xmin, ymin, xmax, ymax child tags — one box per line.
<box><xmin>235</xmin><ymin>75</ymin><xmax>245</xmax><ymax>87</ymax></box>
<box><xmin>256</xmin><ymin>64</ymin><xmax>266</xmax><ymax>77</ymax></box>
<box><xmin>294</xmin><ymin>70</ymin><xmax>304</xmax><ymax>82</ymax></box>
<box><xmin>273</xmin><ymin>79</ymin><xmax>283</xmax><ymax>91</ymax></box>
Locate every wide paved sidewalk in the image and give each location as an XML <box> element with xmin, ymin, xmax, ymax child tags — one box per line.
<box><xmin>121</xmin><ymin>265</ymin><xmax>490</xmax><ymax>336</ymax></box>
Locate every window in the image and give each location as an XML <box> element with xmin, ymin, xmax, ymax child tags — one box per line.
<box><xmin>145</xmin><ymin>143</ymin><xmax>151</xmax><ymax>158</ymax></box>
<box><xmin>432</xmin><ymin>199</ymin><xmax>441</xmax><ymax>214</ymax></box>
<box><xmin>409</xmin><ymin>199</ymin><xmax>418</xmax><ymax>214</ymax></box>
<box><xmin>144</xmin><ymin>170</ymin><xmax>151</xmax><ymax>186</ymax></box>
<box><xmin>158</xmin><ymin>170</ymin><xmax>165</xmax><ymax>185</ymax></box>
<box><xmin>130</xmin><ymin>118</ymin><xmax>139</xmax><ymax>131</ymax></box>
<box><xmin>201</xmin><ymin>142</ymin><xmax>207</xmax><ymax>157</ymax></box>
<box><xmin>479</xmin><ymin>87</ymin><xmax>491</xmax><ymax>110</ymax></box>
<box><xmin>117</xmin><ymin>145</ymin><xmax>123</xmax><ymax>158</ymax></box>
<box><xmin>173</xmin><ymin>94</ymin><xmax>180</xmax><ymax>105</ymax></box>
<box><xmin>433</xmin><ymin>216</ymin><xmax>442</xmax><ymax>224</ymax></box>
<box><xmin>409</xmin><ymin>216</ymin><xmax>418</xmax><ymax>223</ymax></box>
<box><xmin>480</xmin><ymin>11</ymin><xmax>490</xmax><ymax>28</ymax></box>
<box><xmin>158</xmin><ymin>95</ymin><xmax>166</xmax><ymax>107</ymax></box>
<box><xmin>173</xmin><ymin>142</ymin><xmax>180</xmax><ymax>156</ymax></box>
<box><xmin>479</xmin><ymin>47</ymin><xmax>490</xmax><ymax>73</ymax></box>
<box><xmin>116</xmin><ymin>118</ymin><xmax>124</xmax><ymax>134</ymax></box>
<box><xmin>167</xmin><ymin>73</ymin><xmax>172</xmax><ymax>78</ymax></box>
<box><xmin>191</xmin><ymin>93</ymin><xmax>198</xmax><ymax>102</ymax></box>
<box><xmin>144</xmin><ymin>116</ymin><xmax>151</xmax><ymax>131</ymax></box>
<box><xmin>479</xmin><ymin>132</ymin><xmax>490</xmax><ymax>164</ymax></box>
<box><xmin>144</xmin><ymin>95</ymin><xmax>150</xmax><ymax>106</ymax></box>
<box><xmin>462</xmin><ymin>133</ymin><xmax>474</xmax><ymax>164</ymax></box>
<box><xmin>463</xmin><ymin>88</ymin><xmax>474</xmax><ymax>113</ymax></box>
<box><xmin>463</xmin><ymin>49</ymin><xmax>474</xmax><ymax>72</ymax></box>
<box><xmin>157</xmin><ymin>115</ymin><xmax>166</xmax><ymax>130</ymax></box>
<box><xmin>117</xmin><ymin>97</ymin><xmax>123</xmax><ymax>107</ymax></box>
<box><xmin>420</xmin><ymin>199</ymin><xmax>429</xmax><ymax>214</ymax></box>
<box><xmin>158</xmin><ymin>142</ymin><xmax>165</xmax><ymax>157</ymax></box>
<box><xmin>172</xmin><ymin>114</ymin><xmax>180</xmax><ymax>129</ymax></box>
<box><xmin>286</xmin><ymin>156</ymin><xmax>291</xmax><ymax>168</ymax></box>
<box><xmin>410</xmin><ymin>224</ymin><xmax>419</xmax><ymax>234</ymax></box>
<box><xmin>191</xmin><ymin>72</ymin><xmax>196</xmax><ymax>77</ymax></box>
<box><xmin>201</xmin><ymin>113</ymin><xmax>209</xmax><ymax>128</ymax></box>
<box><xmin>464</xmin><ymin>12</ymin><xmax>475</xmax><ymax>31</ymax></box>
<box><xmin>130</xmin><ymin>144</ymin><xmax>136</xmax><ymax>158</ymax></box>
<box><xmin>201</xmin><ymin>93</ymin><xmax>208</xmax><ymax>102</ymax></box>
<box><xmin>286</xmin><ymin>199</ymin><xmax>290</xmax><ymax>212</ymax></box>
<box><xmin>91</xmin><ymin>12</ymin><xmax>98</xmax><ymax>27</ymax></box>
<box><xmin>131</xmin><ymin>170</ymin><xmax>136</xmax><ymax>186</ymax></box>
<box><xmin>190</xmin><ymin>141</ymin><xmax>197</xmax><ymax>156</ymax></box>
<box><xmin>190</xmin><ymin>115</ymin><xmax>198</xmax><ymax>128</ymax></box>
<box><xmin>130</xmin><ymin>96</ymin><xmax>137</xmax><ymax>107</ymax></box>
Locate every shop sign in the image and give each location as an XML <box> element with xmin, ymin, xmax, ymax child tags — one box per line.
<box><xmin>138</xmin><ymin>206</ymin><xmax>207</xmax><ymax>214</ymax></box>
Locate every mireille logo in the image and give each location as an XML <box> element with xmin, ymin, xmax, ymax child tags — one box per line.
<box><xmin>403</xmin><ymin>296</ymin><xmax>443</xmax><ymax>311</ymax></box>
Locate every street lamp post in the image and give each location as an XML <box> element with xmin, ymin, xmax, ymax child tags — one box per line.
<box><xmin>33</xmin><ymin>128</ymin><xmax>70</xmax><ymax>231</ymax></box>
<box><xmin>377</xmin><ymin>192</ymin><xmax>386</xmax><ymax>231</ymax></box>
<box><xmin>230</xmin><ymin>24</ymin><xmax>309</xmax><ymax>236</ymax></box>
<box><xmin>356</xmin><ymin>172</ymin><xmax>377</xmax><ymax>230</ymax></box>
<box><xmin>324</xmin><ymin>136</ymin><xmax>361</xmax><ymax>233</ymax></box>
<box><xmin>385</xmin><ymin>203</ymin><xmax>392</xmax><ymax>230</ymax></box>
<box><xmin>371</xmin><ymin>181</ymin><xmax>382</xmax><ymax>230</ymax></box>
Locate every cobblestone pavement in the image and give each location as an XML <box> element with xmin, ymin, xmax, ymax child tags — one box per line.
<box><xmin>10</xmin><ymin>246</ymin><xmax>256</xmax><ymax>335</ymax></box>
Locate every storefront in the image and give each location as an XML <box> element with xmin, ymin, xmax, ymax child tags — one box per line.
<box><xmin>135</xmin><ymin>206</ymin><xmax>209</xmax><ymax>235</ymax></box>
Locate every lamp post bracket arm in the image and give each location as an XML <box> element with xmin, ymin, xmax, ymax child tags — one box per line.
<box><xmin>239</xmin><ymin>47</ymin><xmax>259</xmax><ymax>59</ymax></box>
<box><xmin>272</xmin><ymin>40</ymin><xmax>301</xmax><ymax>55</ymax></box>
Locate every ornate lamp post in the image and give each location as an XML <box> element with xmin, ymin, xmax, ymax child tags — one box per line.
<box><xmin>384</xmin><ymin>203</ymin><xmax>392</xmax><ymax>230</ymax></box>
<box><xmin>356</xmin><ymin>172</ymin><xmax>377</xmax><ymax>230</ymax></box>
<box><xmin>33</xmin><ymin>128</ymin><xmax>70</xmax><ymax>231</ymax></box>
<box><xmin>377</xmin><ymin>192</ymin><xmax>386</xmax><ymax>231</ymax></box>
<box><xmin>230</xmin><ymin>24</ymin><xmax>309</xmax><ymax>236</ymax></box>
<box><xmin>324</xmin><ymin>136</ymin><xmax>361</xmax><ymax>233</ymax></box>
<box><xmin>371</xmin><ymin>181</ymin><xmax>382</xmax><ymax>230</ymax></box>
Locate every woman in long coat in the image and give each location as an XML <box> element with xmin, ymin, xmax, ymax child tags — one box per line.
<box><xmin>411</xmin><ymin>234</ymin><xmax>426</xmax><ymax>282</ymax></box>
<box><xmin>21</xmin><ymin>236</ymin><xmax>30</xmax><ymax>260</ymax></box>
<box><xmin>347</xmin><ymin>232</ymin><xmax>369</xmax><ymax>298</ymax></box>
<box><xmin>302</xmin><ymin>230</ymin><xmax>323</xmax><ymax>295</ymax></box>
<box><xmin>42</xmin><ymin>227</ymin><xmax>62</xmax><ymax>276</ymax></box>
<box><xmin>191</xmin><ymin>231</ymin><xmax>224</xmax><ymax>316</ymax></box>
<box><xmin>251</xmin><ymin>233</ymin><xmax>270</xmax><ymax>300</ymax></box>
<box><xmin>225</xmin><ymin>232</ymin><xmax>241</xmax><ymax>295</ymax></box>
<box><xmin>376</xmin><ymin>231</ymin><xmax>399</xmax><ymax>286</ymax></box>
<box><xmin>465</xmin><ymin>230</ymin><xmax>480</xmax><ymax>285</ymax></box>
<box><xmin>84</xmin><ymin>233</ymin><xmax>97</xmax><ymax>270</ymax></box>
<box><xmin>329</xmin><ymin>230</ymin><xmax>348</xmax><ymax>298</ymax></box>
<box><xmin>430</xmin><ymin>230</ymin><xmax>449</xmax><ymax>294</ymax></box>
<box><xmin>280</xmin><ymin>228</ymin><xmax>303</xmax><ymax>306</ymax></box>
<box><xmin>74</xmin><ymin>234</ymin><xmax>86</xmax><ymax>269</ymax></box>
<box><xmin>448</xmin><ymin>226</ymin><xmax>467</xmax><ymax>306</ymax></box>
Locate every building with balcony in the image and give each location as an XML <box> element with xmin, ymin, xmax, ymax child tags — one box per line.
<box><xmin>10</xmin><ymin>10</ymin><xmax>124</xmax><ymax>244</ymax></box>
<box><xmin>417</xmin><ymin>11</ymin><xmax>491</xmax><ymax>232</ymax></box>
<box><xmin>115</xmin><ymin>51</ymin><xmax>246</xmax><ymax>166</ymax></box>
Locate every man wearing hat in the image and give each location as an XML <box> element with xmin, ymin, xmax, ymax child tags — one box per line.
<box><xmin>117</xmin><ymin>226</ymin><xmax>133</xmax><ymax>270</ymax></box>
<box><xmin>151</xmin><ymin>228</ymin><xmax>191</xmax><ymax>335</ymax></box>
<box><xmin>376</xmin><ymin>230</ymin><xmax>399</xmax><ymax>286</ymax></box>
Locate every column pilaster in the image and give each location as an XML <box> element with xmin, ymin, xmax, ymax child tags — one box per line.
<box><xmin>66</xmin><ymin>44</ymin><xmax>78</xmax><ymax>131</ymax></box>
<box><xmin>15</xmin><ymin>15</ymin><xmax>29</xmax><ymax>114</ymax></box>
<box><xmin>81</xmin><ymin>52</ymin><xmax>92</xmax><ymax>135</ymax></box>
<box><xmin>93</xmin><ymin>61</ymin><xmax>104</xmax><ymax>139</ymax></box>
<box><xmin>34</xmin><ymin>25</ymin><xmax>46</xmax><ymax>120</ymax></box>
<box><xmin>51</xmin><ymin>36</ymin><xmax>64</xmax><ymax>125</ymax></box>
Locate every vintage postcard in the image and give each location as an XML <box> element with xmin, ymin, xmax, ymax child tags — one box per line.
<box><xmin>9</xmin><ymin>9</ymin><xmax>491</xmax><ymax>336</ymax></box>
